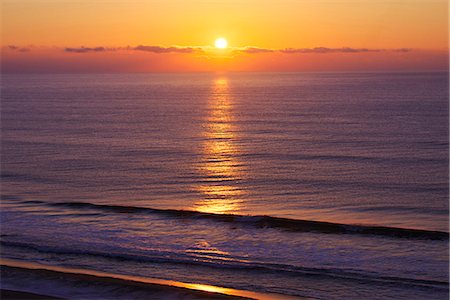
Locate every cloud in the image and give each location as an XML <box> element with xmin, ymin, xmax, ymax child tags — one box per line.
<box><xmin>133</xmin><ymin>45</ymin><xmax>202</xmax><ymax>53</ymax></box>
<box><xmin>7</xmin><ymin>45</ymin><xmax>30</xmax><ymax>52</ymax></box>
<box><xmin>393</xmin><ymin>48</ymin><xmax>413</xmax><ymax>52</ymax></box>
<box><xmin>52</xmin><ymin>45</ymin><xmax>414</xmax><ymax>55</ymax></box>
<box><xmin>61</xmin><ymin>45</ymin><xmax>203</xmax><ymax>54</ymax></box>
<box><xmin>64</xmin><ymin>46</ymin><xmax>109</xmax><ymax>53</ymax></box>
<box><xmin>236</xmin><ymin>47</ymin><xmax>413</xmax><ymax>54</ymax></box>
<box><xmin>235</xmin><ymin>46</ymin><xmax>274</xmax><ymax>54</ymax></box>
<box><xmin>280</xmin><ymin>47</ymin><xmax>382</xmax><ymax>53</ymax></box>
<box><xmin>2</xmin><ymin>44</ymin><xmax>416</xmax><ymax>56</ymax></box>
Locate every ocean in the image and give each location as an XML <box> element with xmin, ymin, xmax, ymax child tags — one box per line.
<box><xmin>1</xmin><ymin>72</ymin><xmax>448</xmax><ymax>299</ymax></box>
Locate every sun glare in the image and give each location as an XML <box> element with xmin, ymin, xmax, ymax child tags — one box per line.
<box><xmin>215</xmin><ymin>38</ymin><xmax>228</xmax><ymax>49</ymax></box>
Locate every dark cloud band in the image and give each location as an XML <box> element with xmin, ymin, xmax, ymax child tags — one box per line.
<box><xmin>5</xmin><ymin>44</ymin><xmax>414</xmax><ymax>55</ymax></box>
<box><xmin>133</xmin><ymin>45</ymin><xmax>201</xmax><ymax>53</ymax></box>
<box><xmin>236</xmin><ymin>46</ymin><xmax>412</xmax><ymax>54</ymax></box>
<box><xmin>64</xmin><ymin>47</ymin><xmax>108</xmax><ymax>53</ymax></box>
<box><xmin>7</xmin><ymin>45</ymin><xmax>30</xmax><ymax>52</ymax></box>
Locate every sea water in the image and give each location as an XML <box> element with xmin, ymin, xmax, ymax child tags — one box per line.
<box><xmin>1</xmin><ymin>72</ymin><xmax>448</xmax><ymax>299</ymax></box>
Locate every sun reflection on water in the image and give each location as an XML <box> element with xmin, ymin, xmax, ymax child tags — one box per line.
<box><xmin>194</xmin><ymin>77</ymin><xmax>245</xmax><ymax>214</ymax></box>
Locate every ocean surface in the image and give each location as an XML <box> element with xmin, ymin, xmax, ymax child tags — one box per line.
<box><xmin>1</xmin><ymin>72</ymin><xmax>448</xmax><ymax>299</ymax></box>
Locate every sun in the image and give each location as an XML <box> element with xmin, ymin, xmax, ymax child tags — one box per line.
<box><xmin>215</xmin><ymin>38</ymin><xmax>228</xmax><ymax>49</ymax></box>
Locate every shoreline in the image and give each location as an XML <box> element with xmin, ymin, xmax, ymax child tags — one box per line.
<box><xmin>0</xmin><ymin>258</ymin><xmax>301</xmax><ymax>300</ymax></box>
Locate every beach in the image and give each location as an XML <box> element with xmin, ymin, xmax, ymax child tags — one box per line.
<box><xmin>1</xmin><ymin>259</ymin><xmax>298</xmax><ymax>300</ymax></box>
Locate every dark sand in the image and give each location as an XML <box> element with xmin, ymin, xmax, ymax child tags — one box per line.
<box><xmin>1</xmin><ymin>265</ymin><xmax>249</xmax><ymax>300</ymax></box>
<box><xmin>1</xmin><ymin>259</ymin><xmax>301</xmax><ymax>300</ymax></box>
<box><xmin>1</xmin><ymin>289</ymin><xmax>64</xmax><ymax>300</ymax></box>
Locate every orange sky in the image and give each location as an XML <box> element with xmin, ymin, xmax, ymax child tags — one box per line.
<box><xmin>1</xmin><ymin>0</ymin><xmax>448</xmax><ymax>72</ymax></box>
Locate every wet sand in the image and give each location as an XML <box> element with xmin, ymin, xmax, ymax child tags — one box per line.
<box><xmin>1</xmin><ymin>259</ymin><xmax>300</xmax><ymax>300</ymax></box>
<box><xmin>1</xmin><ymin>289</ymin><xmax>64</xmax><ymax>300</ymax></box>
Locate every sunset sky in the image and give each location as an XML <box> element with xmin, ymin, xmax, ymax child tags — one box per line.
<box><xmin>2</xmin><ymin>0</ymin><xmax>448</xmax><ymax>72</ymax></box>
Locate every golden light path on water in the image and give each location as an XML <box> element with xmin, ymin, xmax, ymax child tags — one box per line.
<box><xmin>194</xmin><ymin>77</ymin><xmax>245</xmax><ymax>214</ymax></box>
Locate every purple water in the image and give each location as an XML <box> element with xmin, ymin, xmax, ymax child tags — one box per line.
<box><xmin>1</xmin><ymin>72</ymin><xmax>448</xmax><ymax>299</ymax></box>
